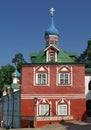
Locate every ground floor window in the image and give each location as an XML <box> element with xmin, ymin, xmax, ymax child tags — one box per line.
<box><xmin>58</xmin><ymin>104</ymin><xmax>67</xmax><ymax>115</ymax></box>
<box><xmin>39</xmin><ymin>104</ymin><xmax>49</xmax><ymax>116</ymax></box>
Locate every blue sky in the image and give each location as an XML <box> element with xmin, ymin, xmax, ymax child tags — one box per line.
<box><xmin>0</xmin><ymin>0</ymin><xmax>91</xmax><ymax>66</ymax></box>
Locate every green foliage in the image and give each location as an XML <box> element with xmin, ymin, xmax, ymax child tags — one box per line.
<box><xmin>0</xmin><ymin>64</ymin><xmax>15</xmax><ymax>91</ymax></box>
<box><xmin>78</xmin><ymin>40</ymin><xmax>91</xmax><ymax>68</ymax></box>
<box><xmin>12</xmin><ymin>53</ymin><xmax>27</xmax><ymax>73</ymax></box>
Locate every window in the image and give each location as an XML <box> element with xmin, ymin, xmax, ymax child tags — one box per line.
<box><xmin>50</xmin><ymin>39</ymin><xmax>54</xmax><ymax>44</ymax></box>
<box><xmin>58</xmin><ymin>104</ymin><xmax>67</xmax><ymax>115</ymax></box>
<box><xmin>39</xmin><ymin>104</ymin><xmax>49</xmax><ymax>116</ymax></box>
<box><xmin>50</xmin><ymin>53</ymin><xmax>54</xmax><ymax>61</ymax></box>
<box><xmin>36</xmin><ymin>73</ymin><xmax>47</xmax><ymax>85</ymax></box>
<box><xmin>59</xmin><ymin>73</ymin><xmax>70</xmax><ymax>85</ymax></box>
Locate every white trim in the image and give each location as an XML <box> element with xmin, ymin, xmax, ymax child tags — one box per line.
<box><xmin>44</xmin><ymin>44</ymin><xmax>60</xmax><ymax>52</ymax></box>
<box><xmin>56</xmin><ymin>66</ymin><xmax>73</xmax><ymax>86</ymax></box>
<box><xmin>56</xmin><ymin>98</ymin><xmax>70</xmax><ymax>116</ymax></box>
<box><xmin>46</xmin><ymin>51</ymin><xmax>48</xmax><ymax>62</ymax></box>
<box><xmin>36</xmin><ymin>116</ymin><xmax>73</xmax><ymax>121</ymax></box>
<box><xmin>55</xmin><ymin>52</ymin><xmax>57</xmax><ymax>62</ymax></box>
<box><xmin>33</xmin><ymin>66</ymin><xmax>50</xmax><ymax>86</ymax></box>
<box><xmin>21</xmin><ymin>94</ymin><xmax>86</xmax><ymax>99</ymax></box>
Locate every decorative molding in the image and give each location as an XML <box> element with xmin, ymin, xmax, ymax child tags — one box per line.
<box><xmin>36</xmin><ymin>115</ymin><xmax>73</xmax><ymax>121</ymax></box>
<box><xmin>21</xmin><ymin>94</ymin><xmax>86</xmax><ymax>99</ymax></box>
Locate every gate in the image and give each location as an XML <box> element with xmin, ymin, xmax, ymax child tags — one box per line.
<box><xmin>2</xmin><ymin>91</ymin><xmax>20</xmax><ymax>128</ymax></box>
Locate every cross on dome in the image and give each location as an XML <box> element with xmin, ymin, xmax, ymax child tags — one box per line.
<box><xmin>45</xmin><ymin>8</ymin><xmax>59</xmax><ymax>37</ymax></box>
<box><xmin>50</xmin><ymin>8</ymin><xmax>55</xmax><ymax>17</ymax></box>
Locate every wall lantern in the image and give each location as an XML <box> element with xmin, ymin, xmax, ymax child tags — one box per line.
<box><xmin>33</xmin><ymin>97</ymin><xmax>38</xmax><ymax>104</ymax></box>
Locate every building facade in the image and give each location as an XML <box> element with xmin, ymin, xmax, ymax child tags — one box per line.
<box><xmin>20</xmin><ymin>8</ymin><xmax>86</xmax><ymax>128</ymax></box>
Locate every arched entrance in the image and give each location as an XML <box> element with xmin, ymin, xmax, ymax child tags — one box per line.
<box><xmin>86</xmin><ymin>100</ymin><xmax>91</xmax><ymax>117</ymax></box>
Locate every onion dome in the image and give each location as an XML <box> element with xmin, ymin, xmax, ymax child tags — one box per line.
<box><xmin>12</xmin><ymin>69</ymin><xmax>20</xmax><ymax>78</ymax></box>
<box><xmin>45</xmin><ymin>8</ymin><xmax>59</xmax><ymax>37</ymax></box>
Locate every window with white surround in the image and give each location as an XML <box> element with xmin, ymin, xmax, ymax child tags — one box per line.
<box><xmin>58</xmin><ymin>104</ymin><xmax>67</xmax><ymax>115</ymax></box>
<box><xmin>36</xmin><ymin>73</ymin><xmax>47</xmax><ymax>85</ymax></box>
<box><xmin>39</xmin><ymin>104</ymin><xmax>49</xmax><ymax>116</ymax></box>
<box><xmin>57</xmin><ymin>66</ymin><xmax>72</xmax><ymax>86</ymax></box>
<box><xmin>59</xmin><ymin>73</ymin><xmax>70</xmax><ymax>85</ymax></box>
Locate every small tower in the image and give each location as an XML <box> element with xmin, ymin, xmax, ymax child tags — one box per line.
<box><xmin>12</xmin><ymin>69</ymin><xmax>20</xmax><ymax>84</ymax></box>
<box><xmin>44</xmin><ymin>8</ymin><xmax>59</xmax><ymax>62</ymax></box>
<box><xmin>45</xmin><ymin>8</ymin><xmax>59</xmax><ymax>47</ymax></box>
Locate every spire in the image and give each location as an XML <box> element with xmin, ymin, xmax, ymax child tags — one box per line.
<box><xmin>45</xmin><ymin>8</ymin><xmax>59</xmax><ymax>37</ymax></box>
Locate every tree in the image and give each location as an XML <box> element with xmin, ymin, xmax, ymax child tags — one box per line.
<box><xmin>12</xmin><ymin>53</ymin><xmax>27</xmax><ymax>73</ymax></box>
<box><xmin>0</xmin><ymin>64</ymin><xmax>15</xmax><ymax>95</ymax></box>
<box><xmin>79</xmin><ymin>40</ymin><xmax>91</xmax><ymax>68</ymax></box>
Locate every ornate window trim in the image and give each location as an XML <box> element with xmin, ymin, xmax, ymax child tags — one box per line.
<box><xmin>56</xmin><ymin>66</ymin><xmax>73</xmax><ymax>86</ymax></box>
<box><xmin>56</xmin><ymin>98</ymin><xmax>70</xmax><ymax>116</ymax></box>
<box><xmin>33</xmin><ymin>66</ymin><xmax>50</xmax><ymax>86</ymax></box>
<box><xmin>37</xmin><ymin>99</ymin><xmax>52</xmax><ymax>116</ymax></box>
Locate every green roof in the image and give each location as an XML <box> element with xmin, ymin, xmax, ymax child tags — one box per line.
<box><xmin>85</xmin><ymin>68</ymin><xmax>91</xmax><ymax>72</ymax></box>
<box><xmin>4</xmin><ymin>84</ymin><xmax>20</xmax><ymax>89</ymax></box>
<box><xmin>30</xmin><ymin>48</ymin><xmax>75</xmax><ymax>63</ymax></box>
<box><xmin>4</xmin><ymin>84</ymin><xmax>10</xmax><ymax>89</ymax></box>
<box><xmin>11</xmin><ymin>83</ymin><xmax>20</xmax><ymax>89</ymax></box>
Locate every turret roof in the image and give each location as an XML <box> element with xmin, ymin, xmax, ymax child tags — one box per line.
<box><xmin>45</xmin><ymin>18</ymin><xmax>59</xmax><ymax>37</ymax></box>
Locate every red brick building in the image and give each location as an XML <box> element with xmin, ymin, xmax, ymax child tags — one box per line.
<box><xmin>20</xmin><ymin>8</ymin><xmax>86</xmax><ymax>127</ymax></box>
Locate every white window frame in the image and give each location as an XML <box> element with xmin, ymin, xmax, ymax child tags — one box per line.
<box><xmin>36</xmin><ymin>73</ymin><xmax>47</xmax><ymax>85</ymax></box>
<box><xmin>58</xmin><ymin>104</ymin><xmax>67</xmax><ymax>115</ymax></box>
<box><xmin>39</xmin><ymin>104</ymin><xmax>49</xmax><ymax>116</ymax></box>
<box><xmin>59</xmin><ymin>73</ymin><xmax>71</xmax><ymax>85</ymax></box>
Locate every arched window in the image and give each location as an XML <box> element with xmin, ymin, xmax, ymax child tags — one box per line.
<box><xmin>88</xmin><ymin>80</ymin><xmax>91</xmax><ymax>90</ymax></box>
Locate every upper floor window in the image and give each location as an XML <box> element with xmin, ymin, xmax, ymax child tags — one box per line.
<box><xmin>59</xmin><ymin>73</ymin><xmax>70</xmax><ymax>85</ymax></box>
<box><xmin>39</xmin><ymin>104</ymin><xmax>49</xmax><ymax>116</ymax></box>
<box><xmin>50</xmin><ymin>39</ymin><xmax>54</xmax><ymax>44</ymax></box>
<box><xmin>57</xmin><ymin>66</ymin><xmax>72</xmax><ymax>86</ymax></box>
<box><xmin>50</xmin><ymin>53</ymin><xmax>55</xmax><ymax>61</ymax></box>
<box><xmin>36</xmin><ymin>73</ymin><xmax>47</xmax><ymax>85</ymax></box>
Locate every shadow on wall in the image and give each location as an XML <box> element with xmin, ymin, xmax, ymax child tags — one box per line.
<box><xmin>60</xmin><ymin>121</ymin><xmax>91</xmax><ymax>130</ymax></box>
<box><xmin>86</xmin><ymin>90</ymin><xmax>91</xmax><ymax>101</ymax></box>
<box><xmin>86</xmin><ymin>90</ymin><xmax>91</xmax><ymax>117</ymax></box>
